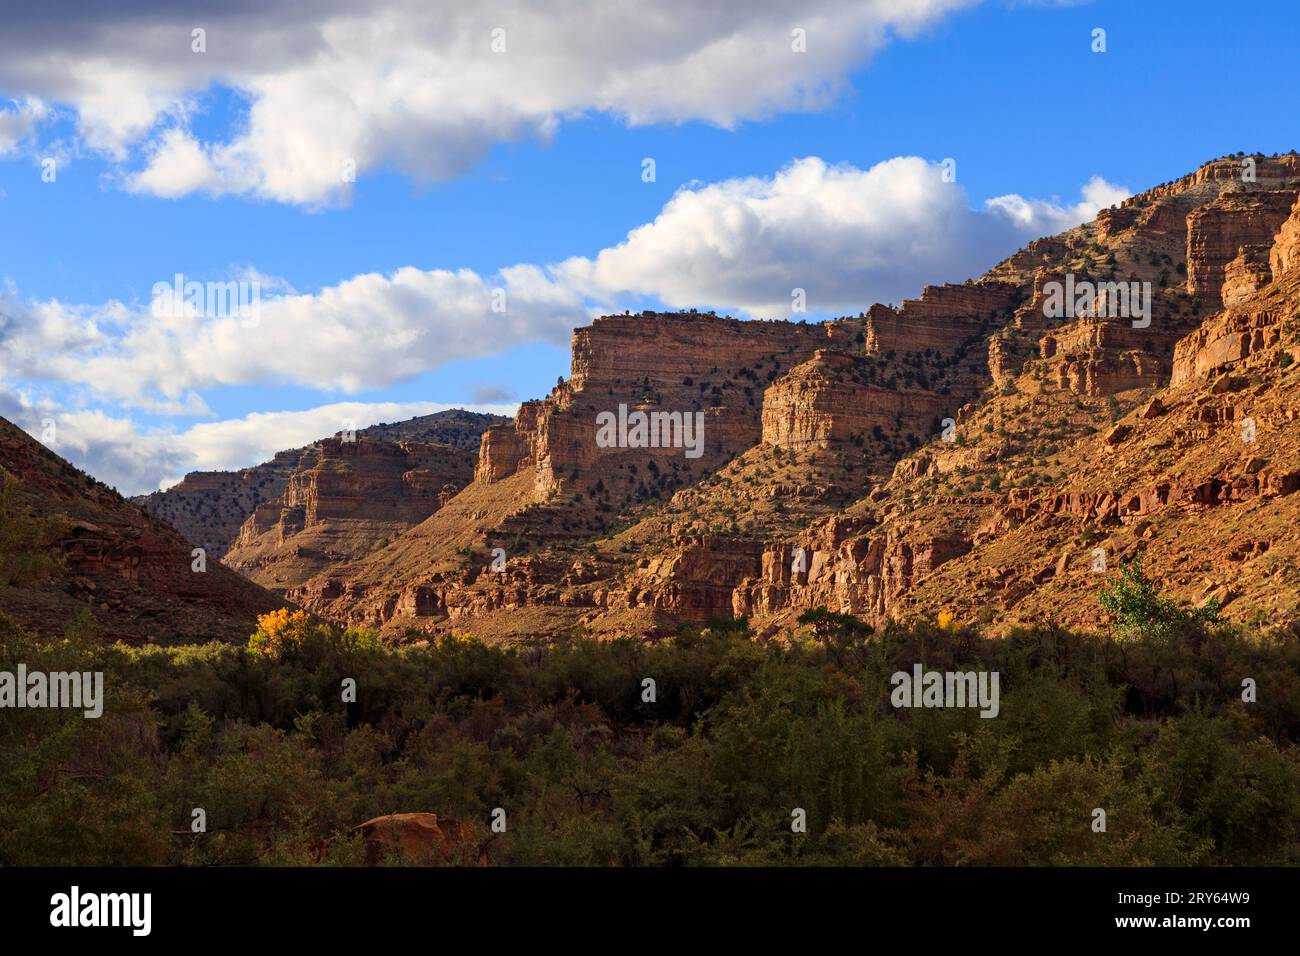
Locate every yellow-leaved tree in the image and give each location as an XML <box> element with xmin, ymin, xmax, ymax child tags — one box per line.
<box><xmin>247</xmin><ymin>608</ymin><xmax>315</xmax><ymax>658</ymax></box>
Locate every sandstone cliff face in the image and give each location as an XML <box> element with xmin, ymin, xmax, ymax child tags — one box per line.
<box><xmin>224</xmin><ymin>437</ymin><xmax>477</xmax><ymax>593</ymax></box>
<box><xmin>513</xmin><ymin>312</ymin><xmax>858</xmax><ymax>496</ymax></box>
<box><xmin>569</xmin><ymin>312</ymin><xmax>847</xmax><ymax>390</ymax></box>
<box><xmin>1268</xmin><ymin>193</ymin><xmax>1300</xmax><ymax>280</ymax></box>
<box><xmin>846</xmin><ymin>158</ymin><xmax>1300</xmax><ymax>633</ymax></box>
<box><xmin>297</xmin><ymin>314</ymin><xmax>865</xmax><ymax>626</ymax></box>
<box><xmin>1221</xmin><ymin>245</ymin><xmax>1274</xmax><ymax>307</ymax></box>
<box><xmin>1171</xmin><ymin>308</ymin><xmax>1287</xmax><ymax>385</ymax></box>
<box><xmin>760</xmin><ymin>351</ymin><xmax>950</xmax><ymax>450</ymax></box>
<box><xmin>1037</xmin><ymin>319</ymin><xmax>1168</xmax><ymax>396</ymax></box>
<box><xmin>731</xmin><ymin>518</ymin><xmax>973</xmax><ymax>623</ymax></box>
<box><xmin>614</xmin><ymin>536</ymin><xmax>764</xmax><ymax>621</ymax></box>
<box><xmin>864</xmin><ymin>282</ymin><xmax>1020</xmax><ymax>356</ymax></box>
<box><xmin>462</xmin><ymin>312</ymin><xmax>866</xmax><ymax>532</ymax></box>
<box><xmin>298</xmin><ymin>288</ymin><xmax>1022</xmax><ymax>631</ymax></box>
<box><xmin>1096</xmin><ymin>200</ymin><xmax>1186</xmax><ymax>242</ymax></box>
<box><xmin>286</xmin><ymin>438</ymin><xmax>471</xmax><ymax>525</ymax></box>
<box><xmin>1160</xmin><ymin>192</ymin><xmax>1300</xmax><ymax>385</ymax></box>
<box><xmin>1123</xmin><ymin>155</ymin><xmax>1300</xmax><ymax>206</ymax></box>
<box><xmin>1186</xmin><ymin>188</ymin><xmax>1298</xmax><ymax>301</ymax></box>
<box><xmin>134</xmin><ymin>449</ymin><xmax>302</xmax><ymax>560</ymax></box>
<box><xmin>475</xmin><ymin>420</ymin><xmax>530</xmax><ymax>482</ymax></box>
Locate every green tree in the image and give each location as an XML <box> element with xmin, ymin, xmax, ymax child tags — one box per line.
<box><xmin>1099</xmin><ymin>558</ymin><xmax>1219</xmax><ymax>642</ymax></box>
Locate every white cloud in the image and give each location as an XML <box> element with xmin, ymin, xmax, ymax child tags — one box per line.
<box><xmin>0</xmin><ymin>0</ymin><xmax>978</xmax><ymax>205</ymax></box>
<box><xmin>128</xmin><ymin>127</ymin><xmax>227</xmax><ymax>198</ymax></box>
<box><xmin>1</xmin><ymin>264</ymin><xmax>584</xmax><ymax>412</ymax></box>
<box><xmin>559</xmin><ymin>156</ymin><xmax>1129</xmax><ymax>315</ymax></box>
<box><xmin>985</xmin><ymin>174</ymin><xmax>1130</xmax><ymax>235</ymax></box>
<box><xmin>1</xmin><ymin>157</ymin><xmax>1126</xmax><ymax>413</ymax></box>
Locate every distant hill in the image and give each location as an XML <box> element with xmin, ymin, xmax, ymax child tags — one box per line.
<box><xmin>134</xmin><ymin>409</ymin><xmax>506</xmax><ymax>560</ymax></box>
<box><xmin>222</xmin><ymin>435</ymin><xmax>479</xmax><ymax>595</ymax></box>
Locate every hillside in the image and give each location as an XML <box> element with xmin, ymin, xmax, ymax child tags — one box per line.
<box><xmin>0</xmin><ymin>417</ymin><xmax>285</xmax><ymax>643</ymax></box>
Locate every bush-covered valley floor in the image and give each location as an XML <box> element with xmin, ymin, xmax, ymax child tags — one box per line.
<box><xmin>3</xmin><ymin>564</ymin><xmax>1298</xmax><ymax>867</ymax></box>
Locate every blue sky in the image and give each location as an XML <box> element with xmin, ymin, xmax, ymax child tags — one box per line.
<box><xmin>0</xmin><ymin>0</ymin><xmax>1297</xmax><ymax>493</ymax></box>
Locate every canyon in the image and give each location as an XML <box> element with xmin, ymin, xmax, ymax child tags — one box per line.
<box><xmin>265</xmin><ymin>154</ymin><xmax>1297</xmax><ymax>641</ymax></box>
<box><xmin>284</xmin><ymin>153</ymin><xmax>1300</xmax><ymax>639</ymax></box>
<box><xmin>7</xmin><ymin>153</ymin><xmax>1300</xmax><ymax>646</ymax></box>
<box><xmin>222</xmin><ymin>435</ymin><xmax>478</xmax><ymax>592</ymax></box>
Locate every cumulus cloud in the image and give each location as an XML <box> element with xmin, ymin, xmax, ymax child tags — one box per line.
<box><xmin>2</xmin><ymin>156</ymin><xmax>1126</xmax><ymax>413</ymax></box>
<box><xmin>0</xmin><ymin>0</ymin><xmax>977</xmax><ymax>205</ymax></box>
<box><xmin>985</xmin><ymin>174</ymin><xmax>1131</xmax><ymax>235</ymax></box>
<box><xmin>0</xmin><ymin>389</ymin><xmax>515</xmax><ymax>495</ymax></box>
<box><xmin>1</xmin><ymin>263</ymin><xmax>584</xmax><ymax>413</ymax></box>
<box><xmin>2</xmin><ymin>154</ymin><xmax>1126</xmax><ymax>492</ymax></box>
<box><xmin>559</xmin><ymin>156</ymin><xmax>1129</xmax><ymax>315</ymax></box>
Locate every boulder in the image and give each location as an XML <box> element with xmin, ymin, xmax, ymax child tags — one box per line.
<box><xmin>353</xmin><ymin>812</ymin><xmax>487</xmax><ymax>866</ymax></box>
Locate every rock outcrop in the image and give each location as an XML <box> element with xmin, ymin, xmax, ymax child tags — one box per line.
<box><xmin>133</xmin><ymin>450</ymin><xmax>302</xmax><ymax>561</ymax></box>
<box><xmin>296</xmin><ymin>291</ymin><xmax>1016</xmax><ymax>631</ymax></box>
<box><xmin>1171</xmin><ymin>308</ymin><xmax>1287</xmax><ymax>385</ymax></box>
<box><xmin>1268</xmin><ymin>193</ymin><xmax>1300</xmax><ymax>279</ymax></box>
<box><xmin>760</xmin><ymin>351</ymin><xmax>951</xmax><ymax>450</ymax></box>
<box><xmin>1221</xmin><ymin>244</ymin><xmax>1274</xmax><ymax>307</ymax></box>
<box><xmin>353</xmin><ymin>813</ymin><xmax>486</xmax><ymax>866</ymax></box>
<box><xmin>864</xmin><ymin>282</ymin><xmax>1020</xmax><ymax>356</ymax></box>
<box><xmin>1186</xmin><ymin>187</ymin><xmax>1298</xmax><ymax>301</ymax></box>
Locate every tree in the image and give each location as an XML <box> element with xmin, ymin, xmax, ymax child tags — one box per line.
<box><xmin>797</xmin><ymin>608</ymin><xmax>873</xmax><ymax>653</ymax></box>
<box><xmin>1099</xmin><ymin>558</ymin><xmax>1219</xmax><ymax>642</ymax></box>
